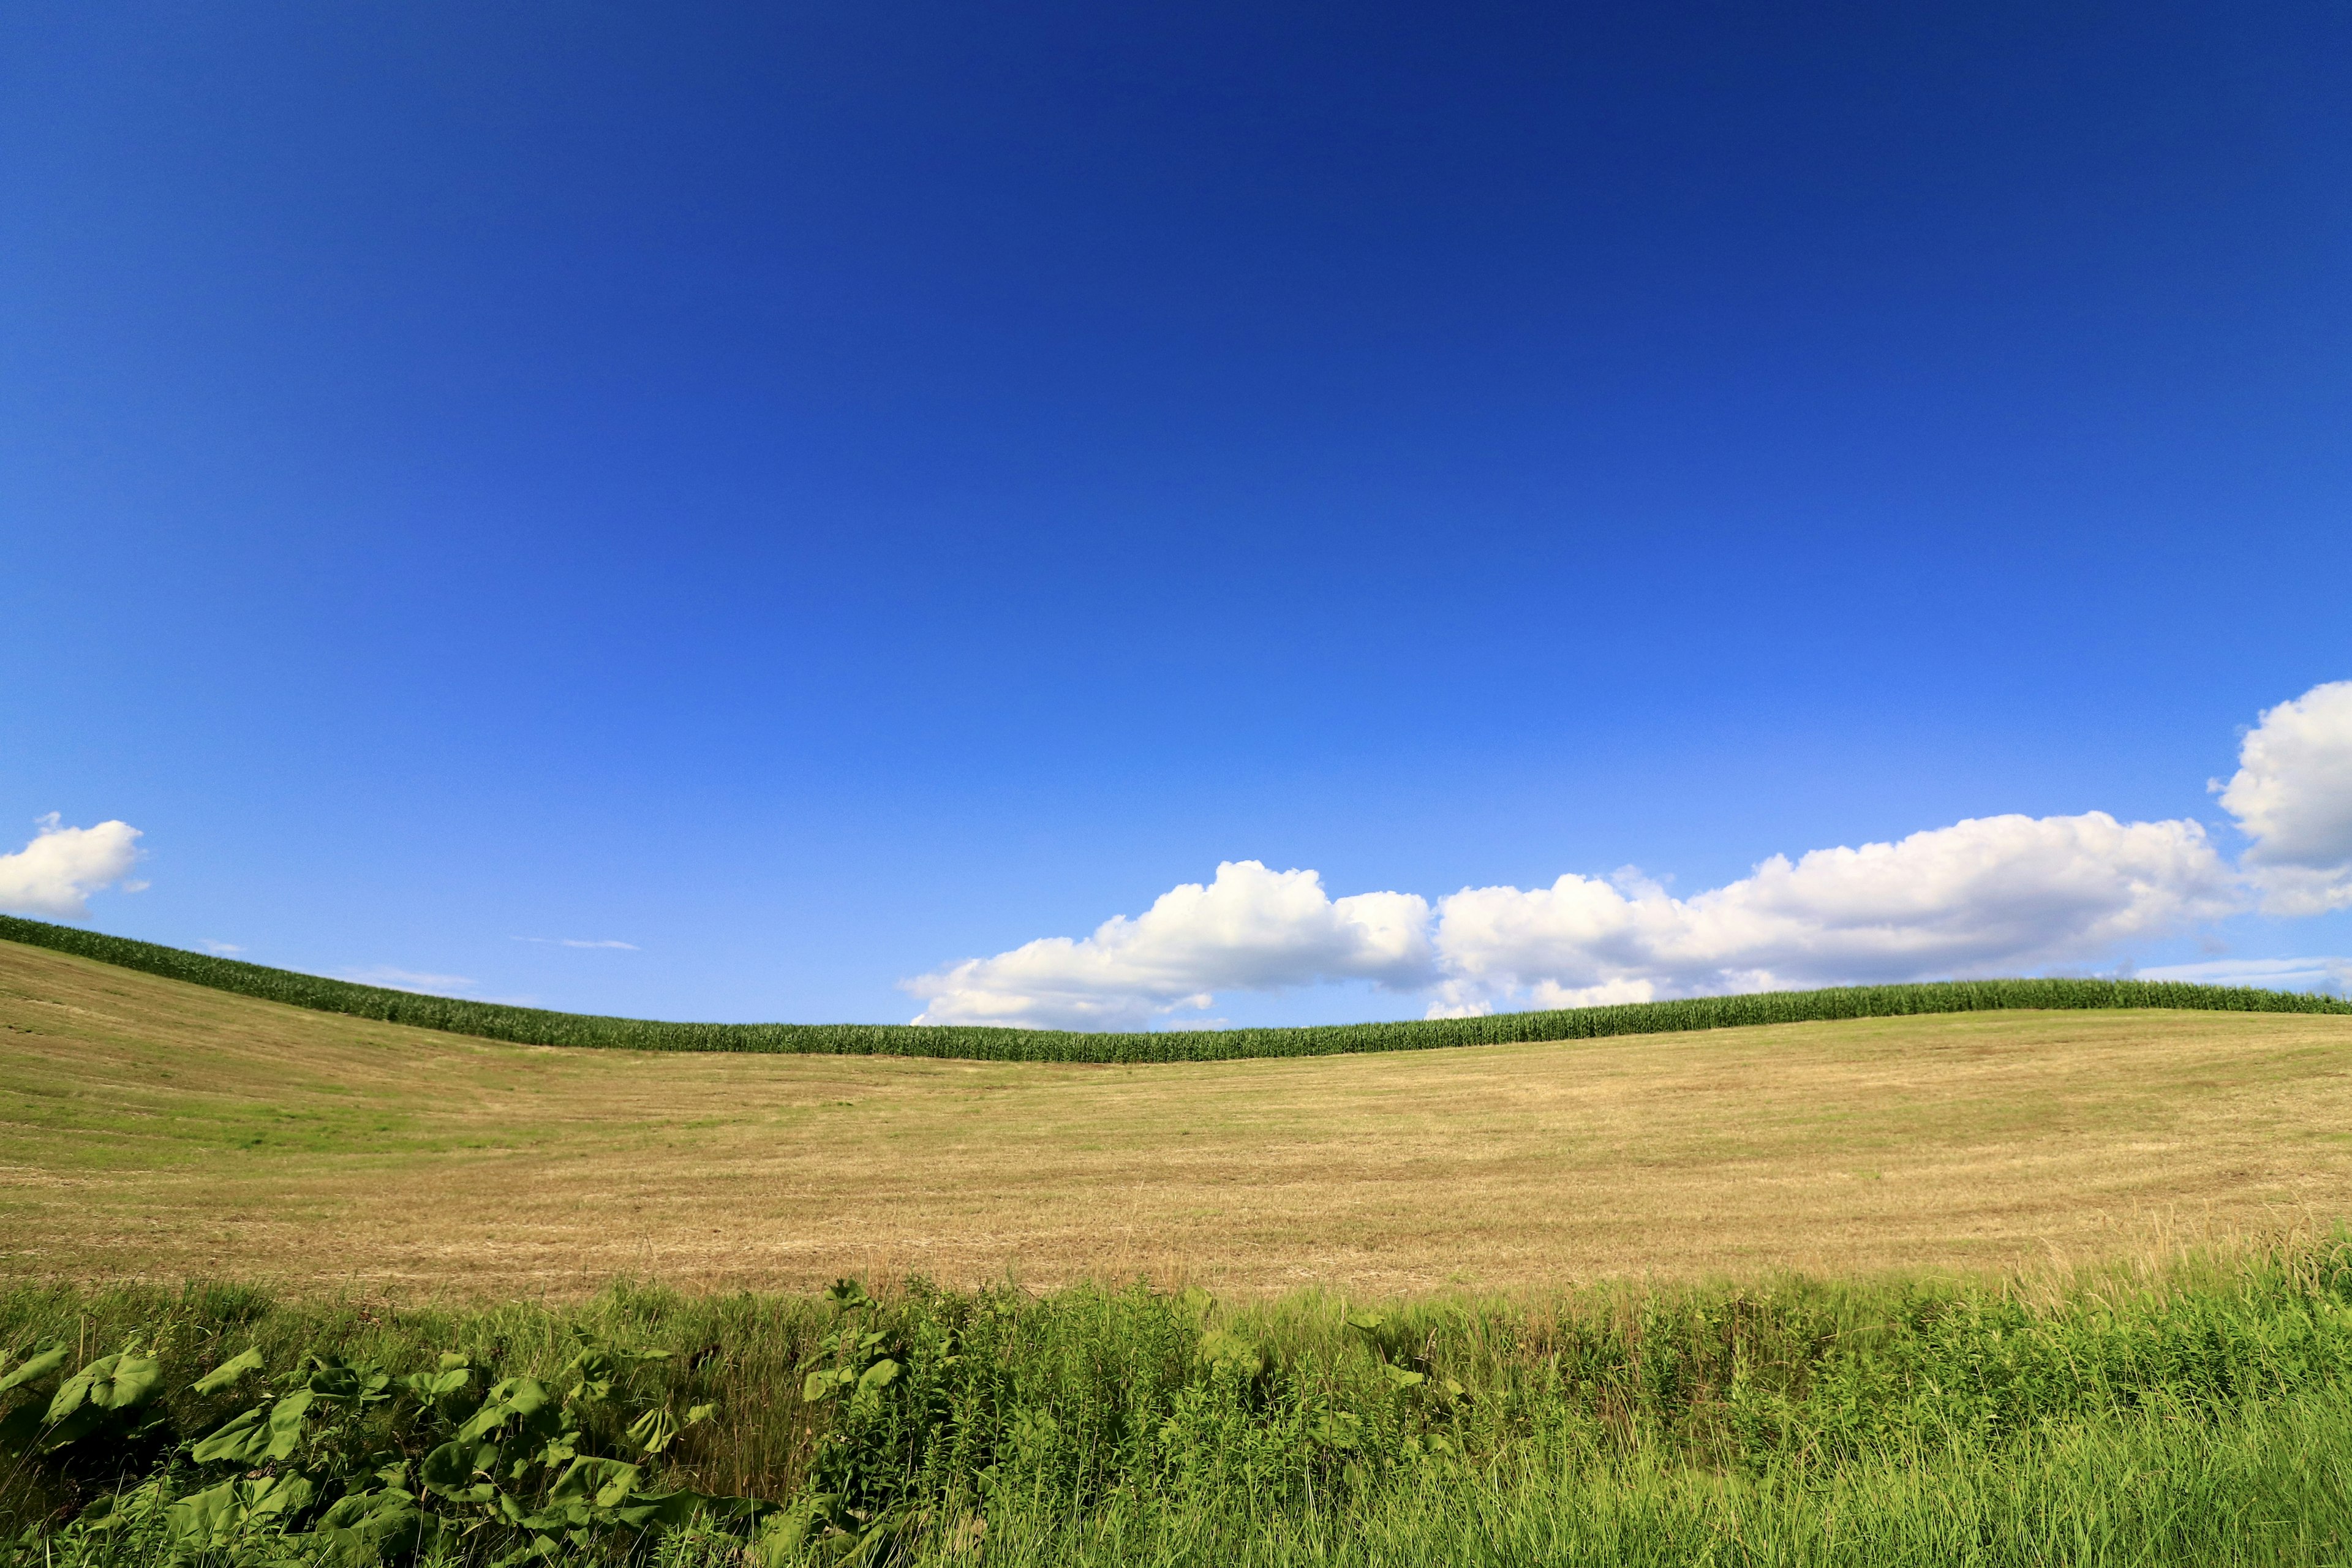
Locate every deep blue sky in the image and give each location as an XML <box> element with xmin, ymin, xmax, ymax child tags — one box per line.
<box><xmin>5</xmin><ymin>1</ymin><xmax>2348</xmax><ymax>1022</ymax></box>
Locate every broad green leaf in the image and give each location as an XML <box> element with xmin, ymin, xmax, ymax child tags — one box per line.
<box><xmin>408</xmin><ymin>1364</ymin><xmax>473</xmax><ymax>1400</ymax></box>
<box><xmin>548</xmin><ymin>1455</ymin><xmax>639</xmax><ymax>1506</ymax></box>
<box><xmin>453</xmin><ymin>1403</ymin><xmax>505</xmax><ymax>1443</ymax></box>
<box><xmin>613</xmin><ymin>1489</ymin><xmax>727</xmax><ymax>1530</ymax></box>
<box><xmin>190</xmin><ymin>1407</ymin><xmax>266</xmax><ymax>1464</ymax></box>
<box><xmin>314</xmin><ymin>1485</ymin><xmax>428</xmax><ymax>1554</ymax></box>
<box><xmin>856</xmin><ymin>1359</ymin><xmax>900</xmax><ymax>1397</ymax></box>
<box><xmin>264</xmin><ymin>1389</ymin><xmax>315</xmax><ymax>1459</ymax></box>
<box><xmin>89</xmin><ymin>1354</ymin><xmax>163</xmax><ymax>1411</ymax></box>
<box><xmin>503</xmin><ymin>1376</ymin><xmax>551</xmax><ymax>1416</ymax></box>
<box><xmin>167</xmin><ymin>1478</ymin><xmax>246</xmax><ymax>1544</ymax></box>
<box><xmin>44</xmin><ymin>1355</ymin><xmax>107</xmax><ymax>1423</ymax></box>
<box><xmin>418</xmin><ymin>1439</ymin><xmax>477</xmax><ymax>1493</ymax></box>
<box><xmin>0</xmin><ymin>1345</ymin><xmax>69</xmax><ymax>1394</ymax></box>
<box><xmin>191</xmin><ymin>1348</ymin><xmax>264</xmax><ymax>1395</ymax></box>
<box><xmin>625</xmin><ymin>1406</ymin><xmax>680</xmax><ymax>1455</ymax></box>
<box><xmin>802</xmin><ymin>1366</ymin><xmax>854</xmax><ymax>1403</ymax></box>
<box><xmin>1381</xmin><ymin>1364</ymin><xmax>1425</xmax><ymax>1390</ymax></box>
<box><xmin>248</xmin><ymin>1471</ymin><xmax>315</xmax><ymax>1521</ymax></box>
<box><xmin>456</xmin><ymin>1376</ymin><xmax>550</xmax><ymax>1442</ymax></box>
<box><xmin>306</xmin><ymin>1360</ymin><xmax>358</xmax><ymax>1398</ymax></box>
<box><xmin>169</xmin><ymin>1474</ymin><xmax>317</xmax><ymax>1546</ymax></box>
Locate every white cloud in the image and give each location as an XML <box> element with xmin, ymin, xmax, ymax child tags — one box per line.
<box><xmin>902</xmin><ymin>816</ymin><xmax>2244</xmax><ymax>1029</ymax></box>
<box><xmin>2136</xmin><ymin>956</ymin><xmax>2351</xmax><ymax>996</ymax></box>
<box><xmin>901</xmin><ymin>684</ymin><xmax>2352</xmax><ymax>1030</ymax></box>
<box><xmin>902</xmin><ymin>859</ymin><xmax>1433</xmax><ymax>1029</ymax></box>
<box><xmin>1531</xmin><ymin>976</ymin><xmax>1659</xmax><ymax>1011</ymax></box>
<box><xmin>1427</xmin><ymin>812</ymin><xmax>2238</xmax><ymax>1014</ymax></box>
<box><xmin>514</xmin><ymin>937</ymin><xmax>639</xmax><ymax>950</ymax></box>
<box><xmin>201</xmin><ymin>940</ymin><xmax>245</xmax><ymax>956</ymax></box>
<box><xmin>2215</xmin><ymin>679</ymin><xmax>2352</xmax><ymax>914</ymax></box>
<box><xmin>0</xmin><ymin>815</ymin><xmax>145</xmax><ymax>920</ymax></box>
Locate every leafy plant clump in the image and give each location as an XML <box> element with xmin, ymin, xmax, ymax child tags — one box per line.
<box><xmin>1</xmin><ymin>1330</ymin><xmax>765</xmax><ymax>1566</ymax></box>
<box><xmin>6</xmin><ymin>912</ymin><xmax>2346</xmax><ymax>1065</ymax></box>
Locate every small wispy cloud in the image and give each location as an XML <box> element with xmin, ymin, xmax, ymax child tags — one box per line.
<box><xmin>2136</xmin><ymin>956</ymin><xmax>2351</xmax><ymax>995</ymax></box>
<box><xmin>201</xmin><ymin>940</ymin><xmax>244</xmax><ymax>956</ymax></box>
<box><xmin>513</xmin><ymin>937</ymin><xmax>639</xmax><ymax>951</ymax></box>
<box><xmin>342</xmin><ymin>965</ymin><xmax>478</xmax><ymax>996</ymax></box>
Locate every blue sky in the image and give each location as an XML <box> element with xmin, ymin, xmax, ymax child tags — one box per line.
<box><xmin>4</xmin><ymin>1</ymin><xmax>2348</xmax><ymax>1026</ymax></box>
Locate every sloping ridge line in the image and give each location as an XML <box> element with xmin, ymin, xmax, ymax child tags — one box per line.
<box><xmin>4</xmin><ymin>912</ymin><xmax>2345</xmax><ymax>1063</ymax></box>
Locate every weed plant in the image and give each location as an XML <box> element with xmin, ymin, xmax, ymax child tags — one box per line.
<box><xmin>6</xmin><ymin>915</ymin><xmax>2346</xmax><ymax>1065</ymax></box>
<box><xmin>7</xmin><ymin>1237</ymin><xmax>2352</xmax><ymax>1564</ymax></box>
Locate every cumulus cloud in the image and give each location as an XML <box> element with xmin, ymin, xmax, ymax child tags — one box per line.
<box><xmin>902</xmin><ymin>860</ymin><xmax>1433</xmax><ymax>1029</ymax></box>
<box><xmin>903</xmin><ymin>818</ymin><xmax>2236</xmax><ymax>1028</ymax></box>
<box><xmin>2215</xmin><ymin>679</ymin><xmax>2352</xmax><ymax>914</ymax></box>
<box><xmin>1427</xmin><ymin>812</ymin><xmax>2237</xmax><ymax>1015</ymax></box>
<box><xmin>902</xmin><ymin>681</ymin><xmax>2352</xmax><ymax>1028</ymax></box>
<box><xmin>0</xmin><ymin>815</ymin><xmax>145</xmax><ymax>919</ymax></box>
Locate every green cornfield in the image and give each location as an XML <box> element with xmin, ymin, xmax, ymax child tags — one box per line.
<box><xmin>4</xmin><ymin>913</ymin><xmax>2346</xmax><ymax>1065</ymax></box>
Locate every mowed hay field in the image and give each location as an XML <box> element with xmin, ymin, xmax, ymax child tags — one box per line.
<box><xmin>5</xmin><ymin>937</ymin><xmax>2351</xmax><ymax>1298</ymax></box>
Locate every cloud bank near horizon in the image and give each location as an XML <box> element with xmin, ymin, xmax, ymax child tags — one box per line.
<box><xmin>905</xmin><ymin>679</ymin><xmax>2352</xmax><ymax>1029</ymax></box>
<box><xmin>0</xmin><ymin>814</ymin><xmax>145</xmax><ymax>920</ymax></box>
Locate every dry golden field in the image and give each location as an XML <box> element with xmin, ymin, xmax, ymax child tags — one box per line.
<box><xmin>4</xmin><ymin>937</ymin><xmax>2350</xmax><ymax>1299</ymax></box>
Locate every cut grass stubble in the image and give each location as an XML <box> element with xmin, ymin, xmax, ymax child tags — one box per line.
<box><xmin>5</xmin><ymin>940</ymin><xmax>2351</xmax><ymax>1297</ymax></box>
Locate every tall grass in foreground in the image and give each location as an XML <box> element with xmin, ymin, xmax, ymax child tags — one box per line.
<box><xmin>6</xmin><ymin>914</ymin><xmax>2347</xmax><ymax>1063</ymax></box>
<box><xmin>8</xmin><ymin>1237</ymin><xmax>2352</xmax><ymax>1563</ymax></box>
<box><xmin>971</xmin><ymin>1390</ymin><xmax>2352</xmax><ymax>1566</ymax></box>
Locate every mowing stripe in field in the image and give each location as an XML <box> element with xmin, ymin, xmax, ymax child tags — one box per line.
<box><xmin>3</xmin><ymin>913</ymin><xmax>2345</xmax><ymax>1063</ymax></box>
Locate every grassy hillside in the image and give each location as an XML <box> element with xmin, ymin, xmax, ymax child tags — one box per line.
<box><xmin>7</xmin><ymin>937</ymin><xmax>2351</xmax><ymax>1297</ymax></box>
<box><xmin>4</xmin><ymin>913</ymin><xmax>2345</xmax><ymax>1063</ymax></box>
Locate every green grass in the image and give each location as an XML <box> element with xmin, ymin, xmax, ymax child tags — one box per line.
<box><xmin>961</xmin><ymin>1396</ymin><xmax>2352</xmax><ymax>1566</ymax></box>
<box><xmin>6</xmin><ymin>914</ymin><xmax>2347</xmax><ymax>1064</ymax></box>
<box><xmin>9</xmin><ymin>1238</ymin><xmax>2352</xmax><ymax>1564</ymax></box>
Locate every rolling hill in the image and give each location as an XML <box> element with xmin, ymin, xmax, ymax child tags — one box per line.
<box><xmin>6</xmin><ymin>933</ymin><xmax>2350</xmax><ymax>1298</ymax></box>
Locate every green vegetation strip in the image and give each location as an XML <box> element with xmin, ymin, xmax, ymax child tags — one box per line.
<box><xmin>5</xmin><ymin>912</ymin><xmax>2346</xmax><ymax>1064</ymax></box>
<box><xmin>8</xmin><ymin>1242</ymin><xmax>2352</xmax><ymax>1565</ymax></box>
